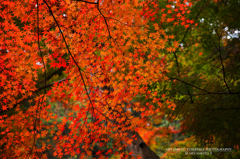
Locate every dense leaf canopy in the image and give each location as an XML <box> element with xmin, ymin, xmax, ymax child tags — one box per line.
<box><xmin>0</xmin><ymin>0</ymin><xmax>240</xmax><ymax>158</ymax></box>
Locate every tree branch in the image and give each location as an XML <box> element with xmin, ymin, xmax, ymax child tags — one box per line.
<box><xmin>97</xmin><ymin>0</ymin><xmax>112</xmax><ymax>40</ymax></box>
<box><xmin>206</xmin><ymin>107</ymin><xmax>240</xmax><ymax>111</ymax></box>
<box><xmin>38</xmin><ymin>67</ymin><xmax>65</xmax><ymax>84</ymax></box>
<box><xmin>216</xmin><ymin>29</ymin><xmax>231</xmax><ymax>93</ymax></box>
<box><xmin>169</xmin><ymin>77</ymin><xmax>211</xmax><ymax>93</ymax></box>
<box><xmin>37</xmin><ymin>78</ymin><xmax>67</xmax><ymax>92</ymax></box>
<box><xmin>74</xmin><ymin>0</ymin><xmax>97</xmax><ymax>4</ymax></box>
<box><xmin>43</xmin><ymin>0</ymin><xmax>95</xmax><ymax>110</ymax></box>
<box><xmin>168</xmin><ymin>98</ymin><xmax>190</xmax><ymax>127</ymax></box>
<box><xmin>0</xmin><ymin>78</ymin><xmax>67</xmax><ymax>115</ymax></box>
<box><xmin>43</xmin><ymin>0</ymin><xmax>115</xmax><ymax>124</ymax></box>
<box><xmin>169</xmin><ymin>78</ymin><xmax>240</xmax><ymax>95</ymax></box>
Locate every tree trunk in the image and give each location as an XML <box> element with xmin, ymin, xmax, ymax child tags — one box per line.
<box><xmin>125</xmin><ymin>130</ymin><xmax>160</xmax><ymax>159</ymax></box>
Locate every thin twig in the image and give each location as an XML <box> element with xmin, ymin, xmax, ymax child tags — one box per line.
<box><xmin>216</xmin><ymin>29</ymin><xmax>231</xmax><ymax>93</ymax></box>
<box><xmin>206</xmin><ymin>107</ymin><xmax>240</xmax><ymax>111</ymax></box>
<box><xmin>74</xmin><ymin>0</ymin><xmax>97</xmax><ymax>4</ymax></box>
<box><xmin>169</xmin><ymin>77</ymin><xmax>211</xmax><ymax>93</ymax></box>
<box><xmin>38</xmin><ymin>67</ymin><xmax>65</xmax><ymax>84</ymax></box>
<box><xmin>169</xmin><ymin>78</ymin><xmax>239</xmax><ymax>95</ymax></box>
<box><xmin>168</xmin><ymin>98</ymin><xmax>189</xmax><ymax>127</ymax></box>
<box><xmin>97</xmin><ymin>0</ymin><xmax>112</xmax><ymax>41</ymax></box>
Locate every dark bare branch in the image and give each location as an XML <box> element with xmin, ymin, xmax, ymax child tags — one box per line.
<box><xmin>38</xmin><ymin>67</ymin><xmax>65</xmax><ymax>84</ymax></box>
<box><xmin>74</xmin><ymin>0</ymin><xmax>97</xmax><ymax>4</ymax></box>
<box><xmin>97</xmin><ymin>0</ymin><xmax>112</xmax><ymax>40</ymax></box>
<box><xmin>169</xmin><ymin>78</ymin><xmax>240</xmax><ymax>95</ymax></box>
<box><xmin>216</xmin><ymin>29</ymin><xmax>231</xmax><ymax>93</ymax></box>
<box><xmin>37</xmin><ymin>78</ymin><xmax>67</xmax><ymax>92</ymax></box>
<box><xmin>168</xmin><ymin>98</ymin><xmax>190</xmax><ymax>127</ymax></box>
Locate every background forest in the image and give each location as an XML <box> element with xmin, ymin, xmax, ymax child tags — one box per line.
<box><xmin>0</xmin><ymin>0</ymin><xmax>240</xmax><ymax>158</ymax></box>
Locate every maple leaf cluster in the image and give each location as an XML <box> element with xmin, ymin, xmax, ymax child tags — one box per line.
<box><xmin>0</xmin><ymin>0</ymin><xmax>194</xmax><ymax>158</ymax></box>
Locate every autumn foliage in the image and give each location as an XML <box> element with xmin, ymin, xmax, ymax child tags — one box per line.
<box><xmin>0</xmin><ymin>0</ymin><xmax>197</xmax><ymax>158</ymax></box>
